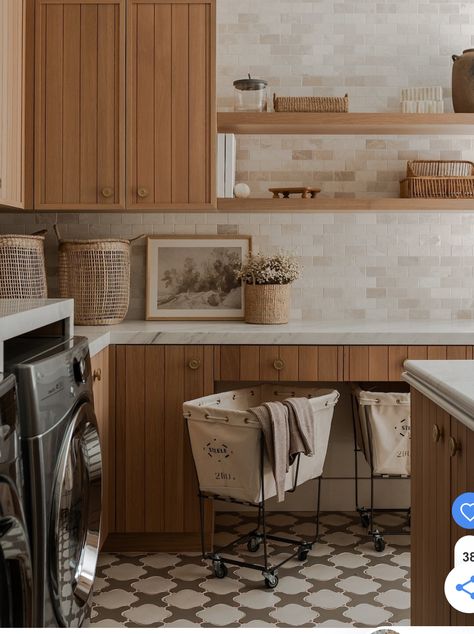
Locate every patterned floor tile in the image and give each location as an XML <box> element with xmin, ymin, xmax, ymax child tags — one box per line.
<box><xmin>92</xmin><ymin>512</ymin><xmax>410</xmax><ymax>628</ymax></box>
<box><xmin>270</xmin><ymin>603</ymin><xmax>319</xmax><ymax>626</ymax></box>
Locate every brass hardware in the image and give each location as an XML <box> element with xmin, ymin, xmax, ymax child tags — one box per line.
<box><xmin>92</xmin><ymin>368</ymin><xmax>102</xmax><ymax>382</ymax></box>
<box><xmin>101</xmin><ymin>187</ymin><xmax>113</xmax><ymax>198</ymax></box>
<box><xmin>188</xmin><ymin>359</ymin><xmax>201</xmax><ymax>371</ymax></box>
<box><xmin>137</xmin><ymin>187</ymin><xmax>149</xmax><ymax>199</ymax></box>
<box><xmin>449</xmin><ymin>436</ymin><xmax>460</xmax><ymax>457</ymax></box>
<box><xmin>273</xmin><ymin>359</ymin><xmax>285</xmax><ymax>371</ymax></box>
<box><xmin>432</xmin><ymin>424</ymin><xmax>442</xmax><ymax>443</ymax></box>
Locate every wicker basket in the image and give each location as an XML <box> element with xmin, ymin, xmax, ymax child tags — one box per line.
<box><xmin>244</xmin><ymin>283</ymin><xmax>290</xmax><ymax>324</ymax></box>
<box><xmin>401</xmin><ymin>160</ymin><xmax>474</xmax><ymax>198</ymax></box>
<box><xmin>56</xmin><ymin>226</ymin><xmax>143</xmax><ymax>325</ymax></box>
<box><xmin>0</xmin><ymin>233</ymin><xmax>48</xmax><ymax>299</ymax></box>
<box><xmin>273</xmin><ymin>93</ymin><xmax>349</xmax><ymax>113</ymax></box>
<box><xmin>400</xmin><ymin>177</ymin><xmax>474</xmax><ymax>198</ymax></box>
<box><xmin>407</xmin><ymin>160</ymin><xmax>474</xmax><ymax>177</ymax></box>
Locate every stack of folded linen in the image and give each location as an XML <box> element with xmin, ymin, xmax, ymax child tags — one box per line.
<box><xmin>400</xmin><ymin>86</ymin><xmax>444</xmax><ymax>113</ymax></box>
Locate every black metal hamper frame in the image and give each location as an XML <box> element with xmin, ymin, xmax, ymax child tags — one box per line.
<box><xmin>351</xmin><ymin>385</ymin><xmax>411</xmax><ymax>553</ymax></box>
<box><xmin>185</xmin><ymin>421</ymin><xmax>323</xmax><ymax>589</ymax></box>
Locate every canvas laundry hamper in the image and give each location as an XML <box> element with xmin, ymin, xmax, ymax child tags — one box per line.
<box><xmin>184</xmin><ymin>384</ymin><xmax>339</xmax><ymax>504</ymax></box>
<box><xmin>353</xmin><ymin>386</ymin><xmax>411</xmax><ymax>476</ymax></box>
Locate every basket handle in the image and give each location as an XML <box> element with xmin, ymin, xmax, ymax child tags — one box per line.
<box><xmin>130</xmin><ymin>234</ymin><xmax>146</xmax><ymax>243</ymax></box>
<box><xmin>53</xmin><ymin>223</ymin><xmax>62</xmax><ymax>242</ymax></box>
<box><xmin>31</xmin><ymin>229</ymin><xmax>48</xmax><ymax>236</ymax></box>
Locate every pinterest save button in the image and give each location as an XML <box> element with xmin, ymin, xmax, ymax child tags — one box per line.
<box><xmin>452</xmin><ymin>492</ymin><xmax>474</xmax><ymax>530</ymax></box>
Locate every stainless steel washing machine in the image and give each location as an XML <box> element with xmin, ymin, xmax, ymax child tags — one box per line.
<box><xmin>0</xmin><ymin>373</ymin><xmax>33</xmax><ymax>628</ymax></box>
<box><xmin>5</xmin><ymin>336</ymin><xmax>102</xmax><ymax>628</ymax></box>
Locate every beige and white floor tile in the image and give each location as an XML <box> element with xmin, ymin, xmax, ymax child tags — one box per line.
<box><xmin>122</xmin><ymin>604</ymin><xmax>172</xmax><ymax>625</ymax></box>
<box><xmin>343</xmin><ymin>603</ymin><xmax>393</xmax><ymax>626</ymax></box>
<box><xmin>92</xmin><ymin>512</ymin><xmax>410</xmax><ymax>628</ymax></box>
<box><xmin>270</xmin><ymin>603</ymin><xmax>319</xmax><ymax>626</ymax></box>
<box><xmin>196</xmin><ymin>604</ymin><xmax>245</xmax><ymax>626</ymax></box>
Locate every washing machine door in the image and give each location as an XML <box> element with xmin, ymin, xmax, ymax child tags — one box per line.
<box><xmin>0</xmin><ymin>479</ymin><xmax>34</xmax><ymax>628</ymax></box>
<box><xmin>49</xmin><ymin>400</ymin><xmax>102</xmax><ymax>628</ymax></box>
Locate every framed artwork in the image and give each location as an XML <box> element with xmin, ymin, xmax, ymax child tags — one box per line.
<box><xmin>146</xmin><ymin>235</ymin><xmax>252</xmax><ymax>320</ymax></box>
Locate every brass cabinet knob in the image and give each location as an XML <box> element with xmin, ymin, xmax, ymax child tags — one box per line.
<box><xmin>137</xmin><ymin>187</ymin><xmax>149</xmax><ymax>199</ymax></box>
<box><xmin>432</xmin><ymin>424</ymin><xmax>442</xmax><ymax>443</ymax></box>
<box><xmin>449</xmin><ymin>436</ymin><xmax>460</xmax><ymax>457</ymax></box>
<box><xmin>188</xmin><ymin>359</ymin><xmax>201</xmax><ymax>371</ymax></box>
<box><xmin>93</xmin><ymin>368</ymin><xmax>102</xmax><ymax>382</ymax></box>
<box><xmin>101</xmin><ymin>187</ymin><xmax>113</xmax><ymax>198</ymax></box>
<box><xmin>273</xmin><ymin>359</ymin><xmax>285</xmax><ymax>371</ymax></box>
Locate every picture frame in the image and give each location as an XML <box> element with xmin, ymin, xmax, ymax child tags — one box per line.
<box><xmin>146</xmin><ymin>235</ymin><xmax>252</xmax><ymax>321</ymax></box>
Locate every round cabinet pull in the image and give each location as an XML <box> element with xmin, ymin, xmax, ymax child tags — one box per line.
<box><xmin>188</xmin><ymin>359</ymin><xmax>201</xmax><ymax>371</ymax></box>
<box><xmin>101</xmin><ymin>187</ymin><xmax>113</xmax><ymax>199</ymax></box>
<box><xmin>432</xmin><ymin>424</ymin><xmax>442</xmax><ymax>443</ymax></box>
<box><xmin>137</xmin><ymin>187</ymin><xmax>149</xmax><ymax>199</ymax></box>
<box><xmin>93</xmin><ymin>368</ymin><xmax>102</xmax><ymax>382</ymax></box>
<box><xmin>273</xmin><ymin>359</ymin><xmax>285</xmax><ymax>371</ymax></box>
<box><xmin>449</xmin><ymin>436</ymin><xmax>460</xmax><ymax>457</ymax></box>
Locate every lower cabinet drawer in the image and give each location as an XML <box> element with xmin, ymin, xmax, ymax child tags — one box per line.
<box><xmin>218</xmin><ymin>345</ymin><xmax>343</xmax><ymax>382</ymax></box>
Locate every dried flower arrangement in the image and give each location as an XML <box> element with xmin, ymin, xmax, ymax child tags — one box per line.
<box><xmin>236</xmin><ymin>252</ymin><xmax>301</xmax><ymax>285</ymax></box>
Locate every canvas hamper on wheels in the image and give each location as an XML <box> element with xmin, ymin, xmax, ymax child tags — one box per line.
<box><xmin>352</xmin><ymin>385</ymin><xmax>411</xmax><ymax>552</ymax></box>
<box><xmin>184</xmin><ymin>384</ymin><xmax>339</xmax><ymax>588</ymax></box>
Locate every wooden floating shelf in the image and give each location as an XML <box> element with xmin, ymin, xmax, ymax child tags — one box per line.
<box><xmin>217</xmin><ymin>197</ymin><xmax>474</xmax><ymax>212</ymax></box>
<box><xmin>217</xmin><ymin>112</ymin><xmax>474</xmax><ymax>135</ymax></box>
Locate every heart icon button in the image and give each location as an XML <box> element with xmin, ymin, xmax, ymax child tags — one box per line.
<box><xmin>460</xmin><ymin>503</ymin><xmax>474</xmax><ymax>523</ymax></box>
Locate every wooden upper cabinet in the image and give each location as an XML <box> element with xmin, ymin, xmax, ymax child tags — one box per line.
<box><xmin>35</xmin><ymin>0</ymin><xmax>125</xmax><ymax>209</ymax></box>
<box><xmin>127</xmin><ymin>0</ymin><xmax>216</xmax><ymax>209</ymax></box>
<box><xmin>0</xmin><ymin>0</ymin><xmax>33</xmax><ymax>209</ymax></box>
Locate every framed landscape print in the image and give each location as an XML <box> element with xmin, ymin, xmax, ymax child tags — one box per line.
<box><xmin>146</xmin><ymin>235</ymin><xmax>252</xmax><ymax>320</ymax></box>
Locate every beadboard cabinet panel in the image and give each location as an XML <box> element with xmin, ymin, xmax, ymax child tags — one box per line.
<box><xmin>112</xmin><ymin>344</ymin><xmax>213</xmax><ymax>550</ymax></box>
<box><xmin>411</xmin><ymin>388</ymin><xmax>474</xmax><ymax>626</ymax></box>
<box><xmin>91</xmin><ymin>347</ymin><xmax>113</xmax><ymax>548</ymax></box>
<box><xmin>219</xmin><ymin>345</ymin><xmax>344</xmax><ymax>382</ymax></box>
<box><xmin>127</xmin><ymin>0</ymin><xmax>216</xmax><ymax>209</ymax></box>
<box><xmin>35</xmin><ymin>0</ymin><xmax>125</xmax><ymax>209</ymax></box>
<box><xmin>0</xmin><ymin>0</ymin><xmax>33</xmax><ymax>209</ymax></box>
<box><xmin>344</xmin><ymin>345</ymin><xmax>473</xmax><ymax>381</ymax></box>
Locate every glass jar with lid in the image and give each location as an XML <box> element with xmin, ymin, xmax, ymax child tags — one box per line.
<box><xmin>233</xmin><ymin>75</ymin><xmax>268</xmax><ymax>112</ymax></box>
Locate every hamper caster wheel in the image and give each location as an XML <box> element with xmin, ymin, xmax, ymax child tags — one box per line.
<box><xmin>297</xmin><ymin>546</ymin><xmax>310</xmax><ymax>562</ymax></box>
<box><xmin>247</xmin><ymin>535</ymin><xmax>262</xmax><ymax>553</ymax></box>
<box><xmin>360</xmin><ymin>512</ymin><xmax>370</xmax><ymax>529</ymax></box>
<box><xmin>264</xmin><ymin>573</ymin><xmax>279</xmax><ymax>589</ymax></box>
<box><xmin>213</xmin><ymin>561</ymin><xmax>228</xmax><ymax>579</ymax></box>
<box><xmin>374</xmin><ymin>535</ymin><xmax>386</xmax><ymax>552</ymax></box>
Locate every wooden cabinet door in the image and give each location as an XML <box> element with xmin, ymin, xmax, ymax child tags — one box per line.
<box><xmin>450</xmin><ymin>418</ymin><xmax>474</xmax><ymax>626</ymax></box>
<box><xmin>115</xmin><ymin>345</ymin><xmax>214</xmax><ymax>545</ymax></box>
<box><xmin>127</xmin><ymin>0</ymin><xmax>216</xmax><ymax>209</ymax></box>
<box><xmin>411</xmin><ymin>389</ymin><xmax>451</xmax><ymax>625</ymax></box>
<box><xmin>35</xmin><ymin>0</ymin><xmax>125</xmax><ymax>209</ymax></box>
<box><xmin>0</xmin><ymin>0</ymin><xmax>33</xmax><ymax>209</ymax></box>
<box><xmin>91</xmin><ymin>347</ymin><xmax>112</xmax><ymax>549</ymax></box>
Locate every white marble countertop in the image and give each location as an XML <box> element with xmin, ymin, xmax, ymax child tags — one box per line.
<box><xmin>403</xmin><ymin>360</ymin><xmax>474</xmax><ymax>432</ymax></box>
<box><xmin>76</xmin><ymin>319</ymin><xmax>474</xmax><ymax>358</ymax></box>
<box><xmin>0</xmin><ymin>298</ymin><xmax>74</xmax><ymax>372</ymax></box>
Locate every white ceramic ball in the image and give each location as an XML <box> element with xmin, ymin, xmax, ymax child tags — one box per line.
<box><xmin>234</xmin><ymin>183</ymin><xmax>251</xmax><ymax>198</ymax></box>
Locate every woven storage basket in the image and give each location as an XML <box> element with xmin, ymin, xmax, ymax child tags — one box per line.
<box><xmin>56</xmin><ymin>226</ymin><xmax>143</xmax><ymax>325</ymax></box>
<box><xmin>273</xmin><ymin>93</ymin><xmax>349</xmax><ymax>113</ymax></box>
<box><xmin>244</xmin><ymin>283</ymin><xmax>290</xmax><ymax>324</ymax></box>
<box><xmin>407</xmin><ymin>160</ymin><xmax>474</xmax><ymax>177</ymax></box>
<box><xmin>400</xmin><ymin>177</ymin><xmax>474</xmax><ymax>198</ymax></box>
<box><xmin>0</xmin><ymin>234</ymin><xmax>47</xmax><ymax>298</ymax></box>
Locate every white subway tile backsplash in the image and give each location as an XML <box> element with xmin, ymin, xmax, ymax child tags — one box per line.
<box><xmin>2</xmin><ymin>0</ymin><xmax>474</xmax><ymax>320</ymax></box>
